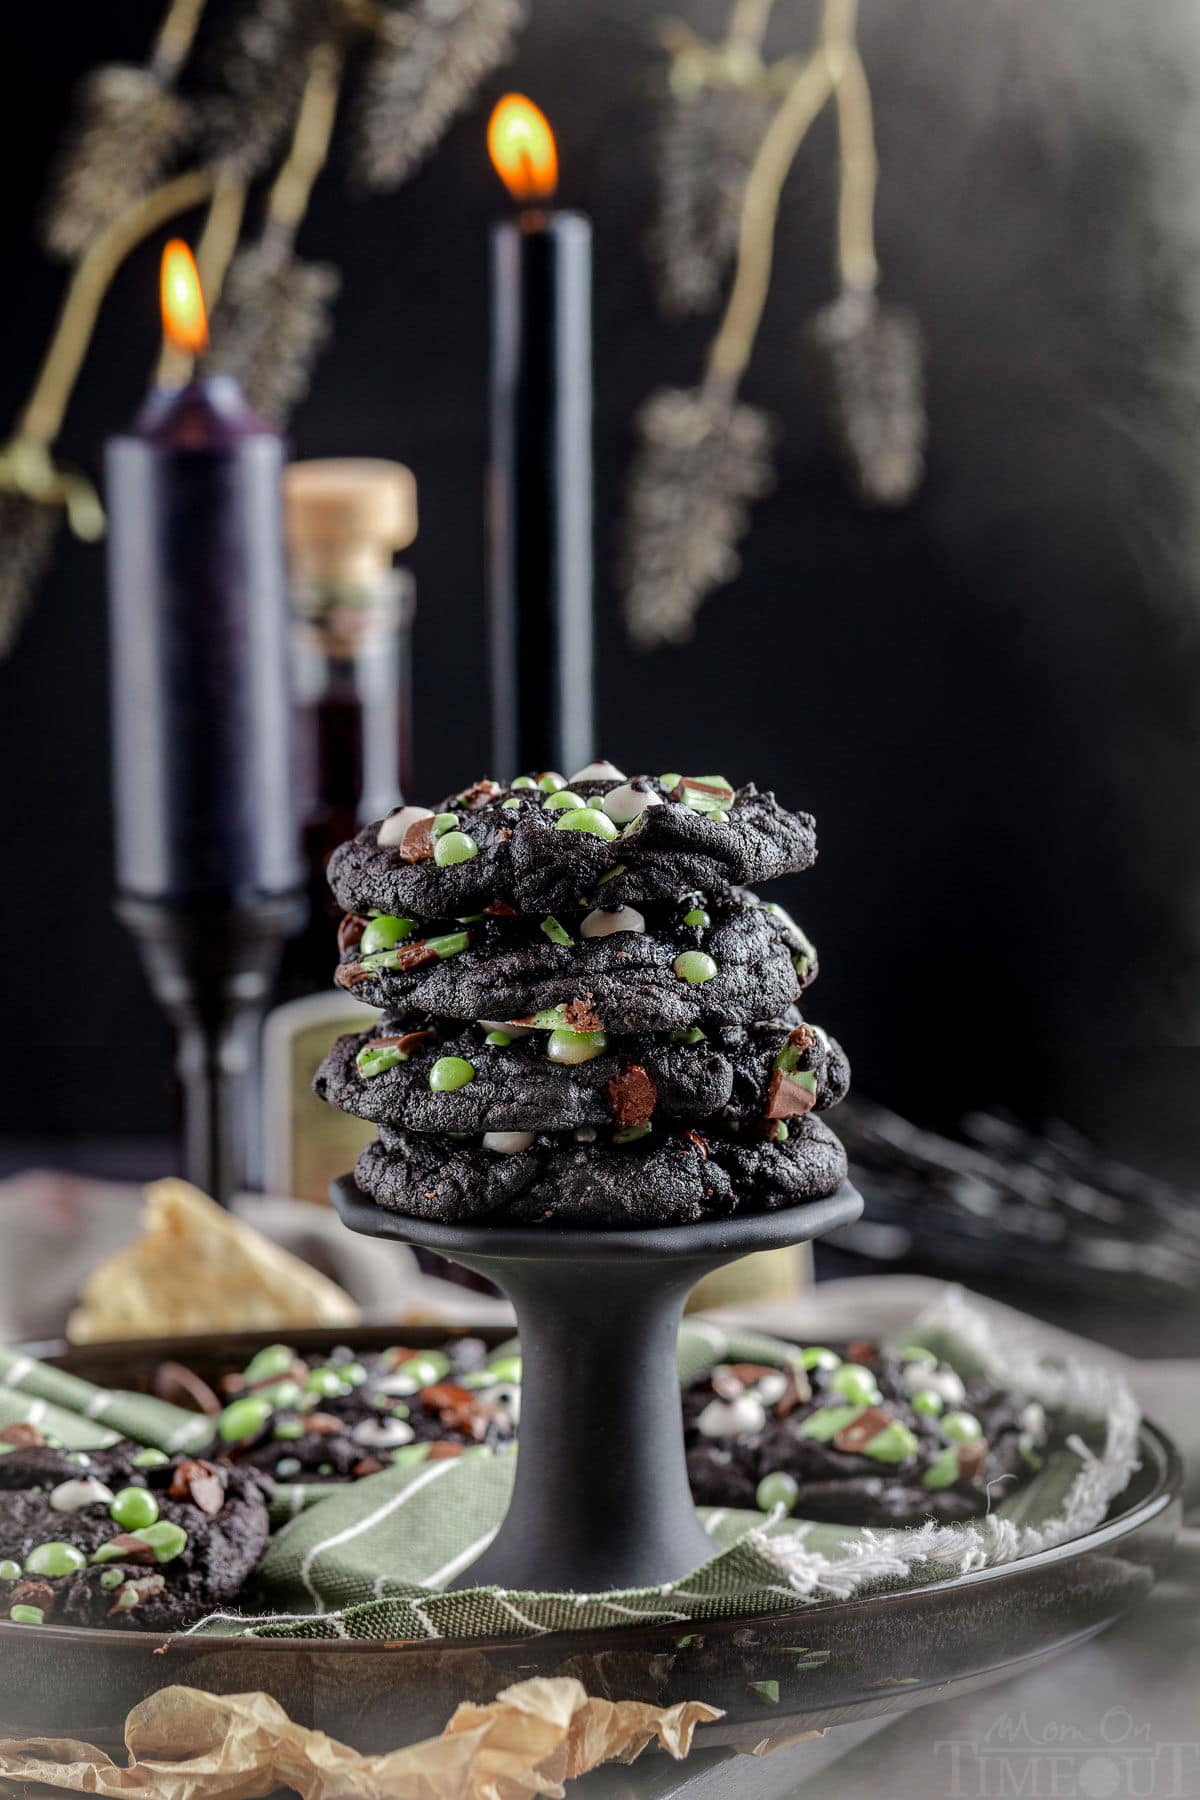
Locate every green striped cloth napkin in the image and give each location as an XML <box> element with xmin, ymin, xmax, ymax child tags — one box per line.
<box><xmin>0</xmin><ymin>1345</ymin><xmax>215</xmax><ymax>1456</ymax></box>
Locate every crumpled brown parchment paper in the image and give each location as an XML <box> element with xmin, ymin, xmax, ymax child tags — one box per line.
<box><xmin>0</xmin><ymin>1678</ymin><xmax>723</xmax><ymax>1800</ymax></box>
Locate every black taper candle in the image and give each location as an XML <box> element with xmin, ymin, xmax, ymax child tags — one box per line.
<box><xmin>487</xmin><ymin>98</ymin><xmax>593</xmax><ymax>780</ymax></box>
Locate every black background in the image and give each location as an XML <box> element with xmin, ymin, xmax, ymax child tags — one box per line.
<box><xmin>2</xmin><ymin>0</ymin><xmax>1198</xmax><ymax>1174</ymax></box>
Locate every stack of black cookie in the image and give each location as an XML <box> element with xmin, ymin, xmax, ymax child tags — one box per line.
<box><xmin>316</xmin><ymin>763</ymin><xmax>850</xmax><ymax>1227</ymax></box>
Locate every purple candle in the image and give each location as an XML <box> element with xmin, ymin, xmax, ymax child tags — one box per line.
<box><xmin>106</xmin><ymin>242</ymin><xmax>300</xmax><ymax>903</ymax></box>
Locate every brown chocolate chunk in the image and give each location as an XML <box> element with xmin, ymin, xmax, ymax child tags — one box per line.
<box><xmin>169</xmin><ymin>1458</ymin><xmax>227</xmax><ymax>1517</ymax></box>
<box><xmin>420</xmin><ymin>1382</ymin><xmax>478</xmax><ymax>1435</ymax></box>
<box><xmin>484</xmin><ymin>898</ymin><xmax>518</xmax><ymax>916</ymax></box>
<box><xmin>107</xmin><ymin>1574</ymin><xmax>165</xmax><ymax>1617</ymax></box>
<box><xmin>304</xmin><ymin>1413</ymin><xmax>346</xmax><ymax>1436</ymax></box>
<box><xmin>726</xmin><ymin>1363</ymin><xmax>777</xmax><ymax>1386</ymax></box>
<box><xmin>0</xmin><ymin>1424</ymin><xmax>45</xmax><ymax>1448</ymax></box>
<box><xmin>335</xmin><ymin>962</ymin><xmax>374</xmax><ymax>991</ymax></box>
<box><xmin>9</xmin><ymin>1580</ymin><xmax>55</xmax><ymax>1613</ymax></box>
<box><xmin>564</xmin><ymin>996</ymin><xmax>604</xmax><ymax>1033</ymax></box>
<box><xmin>153</xmin><ymin>1361</ymin><xmax>221</xmax><ymax>1417</ymax></box>
<box><xmin>788</xmin><ymin>1023</ymin><xmax>817</xmax><ymax>1052</ymax></box>
<box><xmin>710</xmin><ymin>1367</ymin><xmax>746</xmax><ymax>1401</ymax></box>
<box><xmin>764</xmin><ymin>1068</ymin><xmax>817</xmax><ymax>1121</ymax></box>
<box><xmin>460</xmin><ymin>779</ymin><xmax>502</xmax><ymax>809</ymax></box>
<box><xmin>956</xmin><ymin>1439</ymin><xmax>989</xmax><ymax>1482</ymax></box>
<box><xmin>606</xmin><ymin>1063</ymin><xmax>658</xmax><ymax>1129</ymax></box>
<box><xmin>399</xmin><ymin>817</ymin><xmax>436</xmax><ymax>862</ymax></box>
<box><xmin>98</xmin><ymin>1534</ymin><xmax>159</xmax><ymax>1565</ymax></box>
<box><xmin>352</xmin><ymin>1457</ymin><xmax>386</xmax><ymax>1479</ymax></box>
<box><xmin>682</xmin><ymin>1130</ymin><xmax>710</xmax><ymax>1159</ymax></box>
<box><xmin>396</xmin><ymin>939</ymin><xmax>450</xmax><ymax>972</ymax></box>
<box><xmin>772</xmin><ymin>1367</ymin><xmax>812</xmax><ymax>1417</ymax></box>
<box><xmin>338</xmin><ymin>913</ymin><xmax>368</xmax><ymax>954</ymax></box>
<box><xmin>832</xmin><ymin>1406</ymin><xmax>895</xmax><ymax>1455</ymax></box>
<box><xmin>426</xmin><ymin>1442</ymin><xmax>463</xmax><ymax>1461</ymax></box>
<box><xmin>372</xmin><ymin>1028</ymin><xmax>437</xmax><ymax>1057</ymax></box>
<box><xmin>845</xmin><ymin>1340</ymin><xmax>879</xmax><ymax>1367</ymax></box>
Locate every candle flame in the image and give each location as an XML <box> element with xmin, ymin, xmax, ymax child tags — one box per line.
<box><xmin>160</xmin><ymin>239</ymin><xmax>209</xmax><ymax>355</ymax></box>
<box><xmin>488</xmin><ymin>94</ymin><xmax>558</xmax><ymax>203</ymax></box>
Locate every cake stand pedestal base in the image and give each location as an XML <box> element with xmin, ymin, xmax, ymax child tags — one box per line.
<box><xmin>331</xmin><ymin>1175</ymin><xmax>863</xmax><ymax>1593</ymax></box>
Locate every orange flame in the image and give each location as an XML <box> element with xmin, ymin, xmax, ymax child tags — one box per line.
<box><xmin>487</xmin><ymin>94</ymin><xmax>558</xmax><ymax>203</ymax></box>
<box><xmin>160</xmin><ymin>239</ymin><xmax>208</xmax><ymax>355</ymax></box>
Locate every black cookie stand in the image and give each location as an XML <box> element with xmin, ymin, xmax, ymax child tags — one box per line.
<box><xmin>332</xmin><ymin>1174</ymin><xmax>863</xmax><ymax>1593</ymax></box>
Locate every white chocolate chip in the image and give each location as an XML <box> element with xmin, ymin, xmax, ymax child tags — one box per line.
<box><xmin>603</xmin><ymin>783</ymin><xmax>663</xmax><ymax>825</ymax></box>
<box><xmin>352</xmin><ymin>1417</ymin><xmax>415</xmax><ymax>1450</ymax></box>
<box><xmin>580</xmin><ymin>906</ymin><xmax>646</xmax><ymax>939</ymax></box>
<box><xmin>483</xmin><ymin>1131</ymin><xmax>536</xmax><ymax>1154</ymax></box>
<box><xmin>570</xmin><ymin>760</ymin><xmax>626</xmax><ymax>782</ymax></box>
<box><xmin>374</xmin><ymin>1372</ymin><xmax>420</xmax><ymax>1398</ymax></box>
<box><xmin>49</xmin><ymin>1477</ymin><xmax>115</xmax><ymax>1513</ymax></box>
<box><xmin>697</xmin><ymin>1395</ymin><xmax>767</xmax><ymax>1438</ymax></box>
<box><xmin>902</xmin><ymin>1363</ymin><xmax>965</xmax><ymax>1405</ymax></box>
<box><xmin>1021</xmin><ymin>1402</ymin><xmax>1046</xmax><ymax>1443</ymax></box>
<box><xmin>478</xmin><ymin>1019</ymin><xmax>534</xmax><ymax>1039</ymax></box>
<box><xmin>754</xmin><ymin>1372</ymin><xmax>789</xmax><ymax>1405</ymax></box>
<box><xmin>377</xmin><ymin>805</ymin><xmax>434</xmax><ymax>848</ymax></box>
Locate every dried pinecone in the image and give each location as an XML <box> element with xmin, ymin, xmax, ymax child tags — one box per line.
<box><xmin>808</xmin><ymin>288</ymin><xmax>927</xmax><ymax>507</ymax></box>
<box><xmin>621</xmin><ymin>385</ymin><xmax>777</xmax><ymax>647</ymax></box>
<box><xmin>208</xmin><ymin>239</ymin><xmax>340</xmax><ymax>425</ymax></box>
<box><xmin>41</xmin><ymin>67</ymin><xmax>189</xmax><ymax>259</ymax></box>
<box><xmin>355</xmin><ymin>0</ymin><xmax>528</xmax><ymax>191</ymax></box>
<box><xmin>199</xmin><ymin>0</ymin><xmax>341</xmax><ymax>176</ymax></box>
<box><xmin>650</xmin><ymin>83</ymin><xmax>773</xmax><ymax>317</ymax></box>
<box><xmin>0</xmin><ymin>492</ymin><xmax>60</xmax><ymax>657</ymax></box>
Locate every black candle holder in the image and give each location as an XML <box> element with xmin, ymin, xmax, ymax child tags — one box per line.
<box><xmin>332</xmin><ymin>1174</ymin><xmax>863</xmax><ymax>1593</ymax></box>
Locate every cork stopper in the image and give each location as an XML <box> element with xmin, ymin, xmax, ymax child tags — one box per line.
<box><xmin>284</xmin><ymin>458</ymin><xmax>417</xmax><ymax>585</ymax></box>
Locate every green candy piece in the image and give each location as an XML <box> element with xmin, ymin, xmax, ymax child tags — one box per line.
<box><xmin>338</xmin><ymin>1361</ymin><xmax>368</xmax><ymax>1387</ymax></box>
<box><xmin>99</xmin><ymin>1569</ymin><xmax>124</xmax><ymax>1590</ymax></box>
<box><xmin>242</xmin><ymin>1344</ymin><xmax>294</xmax><ymax>1385</ymax></box>
<box><xmin>433</xmin><ymin>830</ymin><xmax>479</xmax><ymax>867</ymax></box>
<box><xmin>659</xmin><ymin>773</ymin><xmax>681</xmax><ymax>788</ymax></box>
<box><xmin>0</xmin><ymin>1560</ymin><xmax>21</xmax><ymax>1580</ymax></box>
<box><xmin>392</xmin><ymin>1443</ymin><xmax>431</xmax><ymax>1468</ymax></box>
<box><xmin>502</xmin><ymin>797</ymin><xmax>522</xmax><ymax>809</ymax></box>
<box><xmin>671</xmin><ymin>1026</ymin><xmax>706</xmax><ymax>1045</ymax></box>
<box><xmin>132</xmin><ymin>1449</ymin><xmax>170</xmax><ymax>1469</ymax></box>
<box><xmin>594</xmin><ymin>862</ymin><xmax>627</xmax><ymax>887</ymax></box>
<box><xmin>258</xmin><ymin>1379</ymin><xmax>303</xmax><ymax>1410</ymax></box>
<box><xmin>673</xmin><ymin>951</ymin><xmax>718</xmax><ymax>985</ymax></box>
<box><xmin>427</xmin><ymin>930</ymin><xmax>471</xmax><ymax>958</ymax></box>
<box><xmin>485</xmin><ymin>1029</ymin><xmax>513</xmax><ymax>1047</ymax></box>
<box><xmin>530</xmin><ymin>1004</ymin><xmax>570</xmax><ymax>1029</ymax></box>
<box><xmin>791</xmin><ymin>952</ymin><xmax>813</xmax><ymax>981</ymax></box>
<box><xmin>486</xmin><ymin>1356</ymin><xmax>522</xmax><ymax>1383</ymax></box>
<box><xmin>357</xmin><ymin>1044</ymin><xmax>408</xmax><ymax>1080</ymax></box>
<box><xmin>540</xmin><ymin>914</ymin><xmax>573</xmax><ymax>946</ymax></box>
<box><xmin>272</xmin><ymin>1418</ymin><xmax>305</xmax><ymax>1441</ymax></box>
<box><xmin>359</xmin><ymin>914</ymin><xmax>416</xmax><ymax>956</ymax></box>
<box><xmin>547</xmin><ymin>1028</ymin><xmax>608</xmax><ymax>1065</ymax></box>
<box><xmin>537</xmin><ymin>772</ymin><xmax>567</xmax><ymax>792</ymax></box>
<box><xmin>510</xmin><ymin>775</ymin><xmax>536</xmax><ymax>789</ymax></box>
<box><xmin>0</xmin><ymin>1445</ymin><xmax>17</xmax><ymax>1458</ymax></box>
<box><xmin>132</xmin><ymin>1523</ymin><xmax>188</xmax><ymax>1564</ymax></box>
<box><xmin>8</xmin><ymin>1605</ymin><xmax>44</xmax><ymax>1625</ymax></box>
<box><xmin>613</xmin><ymin>1123</ymin><xmax>652</xmax><ymax>1144</ymax></box>
<box><xmin>765</xmin><ymin>1121</ymin><xmax>789</xmax><ymax>1143</ymax></box>
<box><xmin>430</xmin><ymin>1055</ymin><xmax>475</xmax><ymax>1093</ymax></box>
<box><xmin>304</xmin><ymin>1367</ymin><xmax>348</xmax><ymax>1398</ymax></box>
<box><xmin>1017</xmin><ymin>1432</ymin><xmax>1044</xmax><ymax>1470</ymax></box>
<box><xmin>403</xmin><ymin>1352</ymin><xmax>451</xmax><ymax>1385</ymax></box>
<box><xmin>553</xmin><ymin>807</ymin><xmax>618</xmax><ymax>840</ymax></box>
<box><xmin>898</xmin><ymin>1344</ymin><xmax>935</xmax><ymax>1362</ymax></box>
<box><xmin>829</xmin><ymin>1364</ymin><xmax>881</xmax><ymax>1406</ymax></box>
<box><xmin>682</xmin><ymin>907</ymin><xmax>710</xmax><ymax>928</ymax></box>
<box><xmin>542</xmin><ymin>790</ymin><xmax>583</xmax><ymax>813</ymax></box>
<box><xmin>110</xmin><ymin>1488</ymin><xmax>160</xmax><ymax>1531</ymax></box>
<box><xmin>796</xmin><ymin>1346</ymin><xmax>841</xmax><ymax>1372</ymax></box>
<box><xmin>911</xmin><ymin>1388</ymin><xmax>944</xmax><ymax>1416</ymax></box>
<box><xmin>26</xmin><ymin>1541</ymin><xmax>87</xmax><ymax>1577</ymax></box>
<box><xmin>432</xmin><ymin>811</ymin><xmax>459</xmax><ymax>838</ymax></box>
<box><xmin>940</xmin><ymin>1411</ymin><xmax>983</xmax><ymax>1445</ymax></box>
<box><xmin>862</xmin><ymin>1420</ymin><xmax>920</xmax><ymax>1464</ymax></box>
<box><xmin>798</xmin><ymin>1404</ymin><xmax>865</xmax><ymax>1442</ymax></box>
<box><xmin>922</xmin><ymin>1447</ymin><xmax>961</xmax><ymax>1491</ymax></box>
<box><xmin>755</xmin><ymin>1471</ymin><xmax>799</xmax><ymax>1513</ymax></box>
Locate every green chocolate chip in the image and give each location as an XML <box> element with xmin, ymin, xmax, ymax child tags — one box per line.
<box><xmin>487</xmin><ymin>1356</ymin><xmax>523</xmax><ymax>1383</ymax></box>
<box><xmin>682</xmin><ymin>907</ymin><xmax>710</xmax><ymax>928</ymax></box>
<box><xmin>392</xmin><ymin>1443</ymin><xmax>431</xmax><ymax>1468</ymax></box>
<box><xmin>765</xmin><ymin>1121</ymin><xmax>789</xmax><ymax>1143</ymax></box>
<box><xmin>360</xmin><ymin>915</ymin><xmax>416</xmax><ymax>955</ymax></box>
<box><xmin>132</xmin><ymin>1523</ymin><xmax>188</xmax><ymax>1564</ymax></box>
<box><xmin>671</xmin><ymin>1026</ymin><xmax>707</xmax><ymax>1045</ymax></box>
<box><xmin>756</xmin><ymin>1471</ymin><xmax>799</xmax><ymax>1513</ymax></box>
<box><xmin>862</xmin><ymin>1420</ymin><xmax>919</xmax><ymax>1464</ymax></box>
<box><xmin>357</xmin><ymin>1044</ymin><xmax>409</xmax><ymax>1079</ymax></box>
<box><xmin>553</xmin><ymin>807</ymin><xmax>618</xmax><ymax>840</ymax></box>
<box><xmin>795</xmin><ymin>1347</ymin><xmax>842</xmax><ymax>1372</ymax></box>
<box><xmin>613</xmin><ymin>1123</ymin><xmax>652</xmax><ymax>1144</ymax></box>
<box><xmin>922</xmin><ymin>1447</ymin><xmax>961</xmax><ymax>1490</ymax></box>
<box><xmin>530</xmin><ymin>1005</ymin><xmax>570</xmax><ymax>1029</ymax></box>
<box><xmin>911</xmin><ymin>1389</ymin><xmax>944</xmax><ymax>1416</ymax></box>
<box><xmin>433</xmin><ymin>830</ymin><xmax>479</xmax><ymax>867</ymax></box>
<box><xmin>542</xmin><ymin>790</ymin><xmax>582</xmax><ymax>813</ymax></box>
<box><xmin>110</xmin><ymin>1488</ymin><xmax>160</xmax><ymax>1531</ymax></box>
<box><xmin>673</xmin><ymin>951</ymin><xmax>718</xmax><ymax>985</ymax></box>
<box><xmin>258</xmin><ymin>1379</ymin><xmax>302</xmax><ymax>1409</ymax></box>
<box><xmin>798</xmin><ymin>1405</ymin><xmax>865</xmax><ymax>1441</ymax></box>
<box><xmin>8</xmin><ymin>1605</ymin><xmax>44</xmax><ymax>1625</ymax></box>
<box><xmin>1018</xmin><ymin>1432</ymin><xmax>1044</xmax><ymax>1470</ymax></box>
<box><xmin>540</xmin><ymin>914</ymin><xmax>573</xmax><ymax>946</ymax></box>
<box><xmin>403</xmin><ymin>1352</ymin><xmax>451</xmax><ymax>1384</ymax></box>
<box><xmin>273</xmin><ymin>1418</ymin><xmax>305</xmax><ymax>1441</ymax></box>
<box><xmin>427</xmin><ymin>930</ymin><xmax>471</xmax><ymax>958</ymax></box>
<box><xmin>0</xmin><ymin>1560</ymin><xmax>21</xmax><ymax>1580</ymax></box>
<box><xmin>218</xmin><ymin>1389</ymin><xmax>271</xmax><ymax>1447</ymax></box>
<box><xmin>304</xmin><ymin>1367</ymin><xmax>348</xmax><ymax>1398</ymax></box>
<box><xmin>430</xmin><ymin>1056</ymin><xmax>475</xmax><ymax>1092</ymax></box>
<box><xmin>485</xmin><ymin>1029</ymin><xmax>513</xmax><ymax>1047</ymax></box>
<box><xmin>829</xmin><ymin>1364</ymin><xmax>881</xmax><ymax>1406</ymax></box>
<box><xmin>791</xmin><ymin>952</ymin><xmax>813</xmax><ymax>981</ymax></box>
<box><xmin>132</xmin><ymin>1449</ymin><xmax>170</xmax><ymax>1469</ymax></box>
<box><xmin>99</xmin><ymin>1568</ymin><xmax>124</xmax><ymax>1590</ymax></box>
<box><xmin>659</xmin><ymin>773</ymin><xmax>681</xmax><ymax>788</ymax></box>
<box><xmin>338</xmin><ymin>1361</ymin><xmax>368</xmax><ymax>1387</ymax></box>
<box><xmin>537</xmin><ymin>772</ymin><xmax>567</xmax><ymax>792</ymax></box>
<box><xmin>511</xmin><ymin>775</ymin><xmax>536</xmax><ymax>788</ymax></box>
<box><xmin>25</xmin><ymin>1541</ymin><xmax>87</xmax><ymax>1577</ymax></box>
<box><xmin>595</xmin><ymin>863</ymin><xmax>627</xmax><ymax>887</ymax></box>
<box><xmin>547</xmin><ymin>1028</ymin><xmax>608</xmax><ymax>1065</ymax></box>
<box><xmin>502</xmin><ymin>797</ymin><xmax>522</xmax><ymax>809</ymax></box>
<box><xmin>898</xmin><ymin>1344</ymin><xmax>935</xmax><ymax>1362</ymax></box>
<box><xmin>940</xmin><ymin>1411</ymin><xmax>983</xmax><ymax>1445</ymax></box>
<box><xmin>242</xmin><ymin>1343</ymin><xmax>294</xmax><ymax>1385</ymax></box>
<box><xmin>432</xmin><ymin>811</ymin><xmax>459</xmax><ymax>838</ymax></box>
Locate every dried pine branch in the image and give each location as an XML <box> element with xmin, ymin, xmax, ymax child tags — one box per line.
<box><xmin>808</xmin><ymin>287</ymin><xmax>926</xmax><ymax>506</ymax></box>
<box><xmin>650</xmin><ymin>82</ymin><xmax>775</xmax><ymax>317</ymax></box>
<box><xmin>355</xmin><ymin>0</ymin><xmax>528</xmax><ymax>191</ymax></box>
<box><xmin>0</xmin><ymin>493</ymin><xmax>60</xmax><ymax>657</ymax></box>
<box><xmin>621</xmin><ymin>385</ymin><xmax>777</xmax><ymax>647</ymax></box>
<box><xmin>41</xmin><ymin>68</ymin><xmax>190</xmax><ymax>260</ymax></box>
<box><xmin>208</xmin><ymin>240</ymin><xmax>340</xmax><ymax>425</ymax></box>
<box><xmin>200</xmin><ymin>0</ymin><xmax>340</xmax><ymax>176</ymax></box>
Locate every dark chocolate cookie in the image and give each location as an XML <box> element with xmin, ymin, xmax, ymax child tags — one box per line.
<box><xmin>316</xmin><ymin>1010</ymin><xmax>847</xmax><ymax>1136</ymax></box>
<box><xmin>327</xmin><ymin>771</ymin><xmax>817</xmax><ymax>920</ymax></box>
<box><xmin>683</xmin><ymin>1343</ymin><xmax>1042</xmax><ymax>1527</ymax></box>
<box><xmin>332</xmin><ymin>894</ymin><xmax>811</xmax><ymax>1035</ymax></box>
<box><xmin>0</xmin><ymin>1441</ymin><xmax>271</xmax><ymax>1631</ymax></box>
<box><xmin>354</xmin><ymin>1113</ymin><xmax>849</xmax><ymax>1227</ymax></box>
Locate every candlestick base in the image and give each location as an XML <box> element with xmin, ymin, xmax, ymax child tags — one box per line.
<box><xmin>331</xmin><ymin>1174</ymin><xmax>863</xmax><ymax>1592</ymax></box>
<box><xmin>119</xmin><ymin>894</ymin><xmax>304</xmax><ymax>1205</ymax></box>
